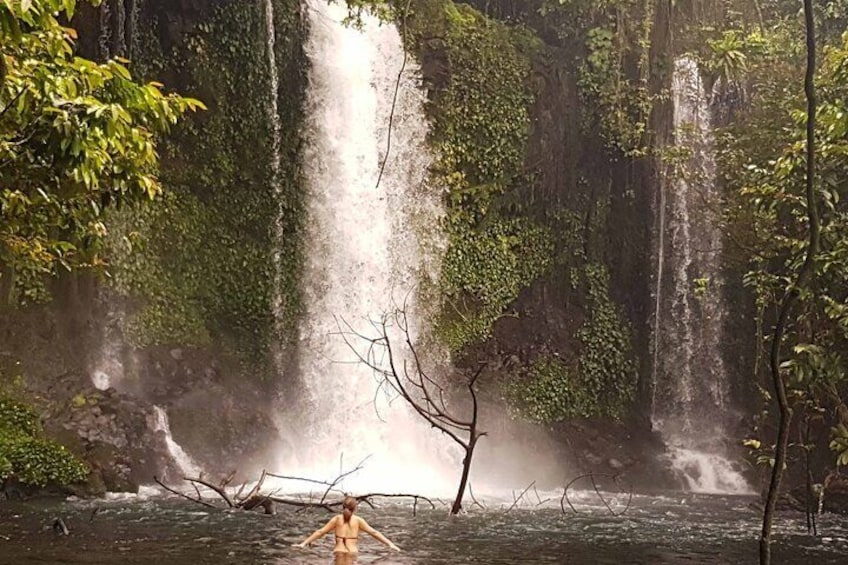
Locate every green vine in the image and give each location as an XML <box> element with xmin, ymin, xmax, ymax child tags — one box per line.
<box><xmin>506</xmin><ymin>263</ymin><xmax>637</xmax><ymax>423</ymax></box>
<box><xmin>407</xmin><ymin>1</ymin><xmax>550</xmax><ymax>351</ymax></box>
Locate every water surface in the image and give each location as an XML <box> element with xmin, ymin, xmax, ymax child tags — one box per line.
<box><xmin>1</xmin><ymin>492</ymin><xmax>846</xmax><ymax>564</ymax></box>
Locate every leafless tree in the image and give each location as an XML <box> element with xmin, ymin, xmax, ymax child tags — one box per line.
<box><xmin>337</xmin><ymin>307</ymin><xmax>486</xmax><ymax>515</ymax></box>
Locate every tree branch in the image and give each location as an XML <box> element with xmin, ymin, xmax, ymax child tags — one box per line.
<box><xmin>154</xmin><ymin>476</ymin><xmax>218</xmax><ymax>509</ymax></box>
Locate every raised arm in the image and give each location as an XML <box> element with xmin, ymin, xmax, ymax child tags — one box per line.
<box><xmin>294</xmin><ymin>516</ymin><xmax>338</xmax><ymax>548</ymax></box>
<box><xmin>358</xmin><ymin>517</ymin><xmax>400</xmax><ymax>552</ymax></box>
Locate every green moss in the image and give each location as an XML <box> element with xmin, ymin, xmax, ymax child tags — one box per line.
<box><xmin>505</xmin><ymin>357</ymin><xmax>580</xmax><ymax>423</ymax></box>
<box><xmin>437</xmin><ymin>217</ymin><xmax>553</xmax><ymax>351</ymax></box>
<box><xmin>407</xmin><ymin>0</ymin><xmax>549</xmax><ymax>352</ymax></box>
<box><xmin>107</xmin><ymin>0</ymin><xmax>307</xmax><ymax>372</ymax></box>
<box><xmin>575</xmin><ymin>263</ymin><xmax>637</xmax><ymax>419</ymax></box>
<box><xmin>505</xmin><ymin>263</ymin><xmax>637</xmax><ymax>423</ymax></box>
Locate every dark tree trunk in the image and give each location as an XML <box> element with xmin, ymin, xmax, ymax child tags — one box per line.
<box><xmin>451</xmin><ymin>436</ymin><xmax>479</xmax><ymax>515</ymax></box>
<box><xmin>759</xmin><ymin>1</ymin><xmax>819</xmax><ymax>563</ymax></box>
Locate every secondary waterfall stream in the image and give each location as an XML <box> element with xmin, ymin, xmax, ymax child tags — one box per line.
<box><xmin>152</xmin><ymin>406</ymin><xmax>200</xmax><ymax>476</ymax></box>
<box><xmin>274</xmin><ymin>1</ymin><xmax>452</xmax><ymax>494</ymax></box>
<box><xmin>651</xmin><ymin>57</ymin><xmax>749</xmax><ymax>494</ymax></box>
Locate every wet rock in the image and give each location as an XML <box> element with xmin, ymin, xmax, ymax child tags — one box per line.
<box><xmin>584</xmin><ymin>453</ymin><xmax>604</xmax><ymax>466</ymax></box>
<box><xmin>52</xmin><ymin>518</ymin><xmax>69</xmax><ymax>536</ymax></box>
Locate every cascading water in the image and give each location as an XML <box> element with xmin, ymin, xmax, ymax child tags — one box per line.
<box><xmin>651</xmin><ymin>57</ymin><xmax>750</xmax><ymax>495</ymax></box>
<box><xmin>98</xmin><ymin>1</ymin><xmax>112</xmax><ymax>60</ymax></box>
<box><xmin>264</xmin><ymin>0</ymin><xmax>290</xmax><ymax>363</ymax></box>
<box><xmin>274</xmin><ymin>0</ymin><xmax>452</xmax><ymax>494</ymax></box>
<box><xmin>152</xmin><ymin>406</ymin><xmax>200</xmax><ymax>476</ymax></box>
<box><xmin>98</xmin><ymin>0</ymin><xmax>128</xmax><ymax>59</ymax></box>
<box><xmin>90</xmin><ymin>315</ymin><xmax>125</xmax><ymax>391</ymax></box>
<box><xmin>89</xmin><ymin>288</ymin><xmax>133</xmax><ymax>392</ymax></box>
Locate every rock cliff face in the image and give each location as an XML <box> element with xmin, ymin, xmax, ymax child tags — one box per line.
<box><xmin>2</xmin><ymin>0</ymin><xmax>308</xmax><ymax>494</ymax></box>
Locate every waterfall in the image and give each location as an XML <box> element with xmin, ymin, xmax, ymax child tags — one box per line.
<box><xmin>265</xmin><ymin>0</ymin><xmax>290</xmax><ymax>363</ymax></box>
<box><xmin>264</xmin><ymin>0</ymin><xmax>282</xmax><ymax>183</ymax></box>
<box><xmin>97</xmin><ymin>0</ymin><xmax>128</xmax><ymax>59</ymax></box>
<box><xmin>152</xmin><ymin>406</ymin><xmax>200</xmax><ymax>476</ymax></box>
<box><xmin>651</xmin><ymin>57</ymin><xmax>750</xmax><ymax>495</ymax></box>
<box><xmin>98</xmin><ymin>1</ymin><xmax>111</xmax><ymax>60</ymax></box>
<box><xmin>90</xmin><ymin>296</ymin><xmax>130</xmax><ymax>392</ymax></box>
<box><xmin>274</xmin><ymin>0</ymin><xmax>452</xmax><ymax>494</ymax></box>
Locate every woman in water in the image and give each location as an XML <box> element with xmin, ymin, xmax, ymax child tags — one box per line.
<box><xmin>293</xmin><ymin>496</ymin><xmax>401</xmax><ymax>556</ymax></box>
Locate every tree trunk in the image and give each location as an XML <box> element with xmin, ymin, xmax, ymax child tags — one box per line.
<box><xmin>451</xmin><ymin>439</ymin><xmax>478</xmax><ymax>515</ymax></box>
<box><xmin>759</xmin><ymin>2</ymin><xmax>819</xmax><ymax>563</ymax></box>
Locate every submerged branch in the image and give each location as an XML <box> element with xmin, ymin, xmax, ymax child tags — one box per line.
<box><xmin>506</xmin><ymin>481</ymin><xmax>536</xmax><ymax>513</ymax></box>
<box><xmin>153</xmin><ymin>476</ymin><xmax>218</xmax><ymax>509</ymax></box>
<box><xmin>562</xmin><ymin>473</ymin><xmax>633</xmax><ymax>517</ymax></box>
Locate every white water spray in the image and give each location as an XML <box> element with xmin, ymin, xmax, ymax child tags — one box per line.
<box><xmin>265</xmin><ymin>0</ymin><xmax>291</xmax><ymax>362</ymax></box>
<box><xmin>89</xmin><ymin>295</ymin><xmax>130</xmax><ymax>392</ymax></box>
<box><xmin>651</xmin><ymin>57</ymin><xmax>750</xmax><ymax>495</ymax></box>
<box><xmin>152</xmin><ymin>406</ymin><xmax>200</xmax><ymax>476</ymax></box>
<box><xmin>274</xmin><ymin>1</ymin><xmax>451</xmax><ymax>495</ymax></box>
<box><xmin>264</xmin><ymin>0</ymin><xmax>282</xmax><ymax>182</ymax></box>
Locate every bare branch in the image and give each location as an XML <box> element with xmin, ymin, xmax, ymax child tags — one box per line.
<box><xmin>220</xmin><ymin>470</ymin><xmax>237</xmax><ymax>489</ymax></box>
<box><xmin>318</xmin><ymin>454</ymin><xmax>372</xmax><ymax>505</ymax></box>
<box><xmin>265</xmin><ymin>473</ymin><xmax>347</xmax><ymax>497</ymax></box>
<box><xmin>468</xmin><ymin>482</ymin><xmax>487</xmax><ymax>510</ymax></box>
<box><xmin>338</xmin><ymin>306</ymin><xmax>486</xmax><ymax>515</ymax></box>
<box><xmin>237</xmin><ymin>470</ymin><xmax>267</xmax><ymax>507</ymax></box>
<box><xmin>533</xmin><ymin>485</ymin><xmax>551</xmax><ymax>507</ymax></box>
<box><xmin>506</xmin><ymin>481</ymin><xmax>536</xmax><ymax>513</ymax></box>
<box><xmin>154</xmin><ymin>476</ymin><xmax>218</xmax><ymax>509</ymax></box>
<box><xmin>561</xmin><ymin>473</ymin><xmax>632</xmax><ymax>517</ymax></box>
<box><xmin>185</xmin><ymin>476</ymin><xmax>235</xmax><ymax>508</ymax></box>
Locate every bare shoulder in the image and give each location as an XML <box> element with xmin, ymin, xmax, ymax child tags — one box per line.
<box><xmin>355</xmin><ymin>515</ymin><xmax>372</xmax><ymax>530</ymax></box>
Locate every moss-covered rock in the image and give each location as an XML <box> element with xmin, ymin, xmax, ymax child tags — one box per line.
<box><xmin>402</xmin><ymin>0</ymin><xmax>555</xmax><ymax>353</ymax></box>
<box><xmin>106</xmin><ymin>0</ymin><xmax>308</xmax><ymax>375</ymax></box>
<box><xmin>0</xmin><ymin>395</ymin><xmax>88</xmax><ymax>492</ymax></box>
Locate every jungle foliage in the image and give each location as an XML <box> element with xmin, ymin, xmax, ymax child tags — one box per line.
<box><xmin>0</xmin><ymin>394</ymin><xmax>88</xmax><ymax>487</ymax></box>
<box><xmin>708</xmin><ymin>0</ymin><xmax>848</xmax><ymax>489</ymax></box>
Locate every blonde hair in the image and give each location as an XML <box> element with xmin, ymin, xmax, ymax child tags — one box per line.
<box><xmin>342</xmin><ymin>496</ymin><xmax>357</xmax><ymax>523</ymax></box>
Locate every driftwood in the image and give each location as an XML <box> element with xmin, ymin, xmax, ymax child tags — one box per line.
<box><xmin>154</xmin><ymin>461</ymin><xmax>434</xmax><ymax>517</ymax></box>
<box><xmin>468</xmin><ymin>482</ymin><xmax>486</xmax><ymax>510</ymax></box>
<box><xmin>561</xmin><ymin>473</ymin><xmax>633</xmax><ymax>517</ymax></box>
<box><xmin>533</xmin><ymin>485</ymin><xmax>552</xmax><ymax>507</ymax></box>
<box><xmin>506</xmin><ymin>481</ymin><xmax>536</xmax><ymax>513</ymax></box>
<box><xmin>337</xmin><ymin>305</ymin><xmax>486</xmax><ymax>515</ymax></box>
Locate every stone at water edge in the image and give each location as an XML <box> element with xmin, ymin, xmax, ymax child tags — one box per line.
<box><xmin>52</xmin><ymin>518</ymin><xmax>69</xmax><ymax>535</ymax></box>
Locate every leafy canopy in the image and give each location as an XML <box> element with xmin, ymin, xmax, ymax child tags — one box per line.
<box><xmin>723</xmin><ymin>26</ymin><xmax>848</xmax><ymax>469</ymax></box>
<box><xmin>0</xmin><ymin>0</ymin><xmax>203</xmax><ymax>303</ymax></box>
